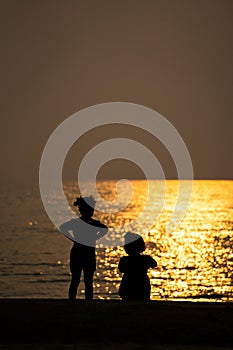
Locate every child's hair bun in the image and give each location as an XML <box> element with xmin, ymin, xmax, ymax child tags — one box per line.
<box><xmin>73</xmin><ymin>196</ymin><xmax>96</xmax><ymax>208</ymax></box>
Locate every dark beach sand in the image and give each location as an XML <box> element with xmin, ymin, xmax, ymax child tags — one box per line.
<box><xmin>0</xmin><ymin>299</ymin><xmax>233</xmax><ymax>349</ymax></box>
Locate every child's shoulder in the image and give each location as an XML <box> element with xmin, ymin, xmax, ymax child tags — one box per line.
<box><xmin>120</xmin><ymin>255</ymin><xmax>128</xmax><ymax>261</ymax></box>
<box><xmin>87</xmin><ymin>218</ymin><xmax>106</xmax><ymax>227</ymax></box>
<box><xmin>88</xmin><ymin>218</ymin><xmax>100</xmax><ymax>225</ymax></box>
<box><xmin>140</xmin><ymin>254</ymin><xmax>151</xmax><ymax>260</ymax></box>
<box><xmin>142</xmin><ymin>254</ymin><xmax>157</xmax><ymax>267</ymax></box>
<box><xmin>142</xmin><ymin>254</ymin><xmax>153</xmax><ymax>258</ymax></box>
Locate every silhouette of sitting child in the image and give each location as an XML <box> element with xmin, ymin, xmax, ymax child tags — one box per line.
<box><xmin>118</xmin><ymin>232</ymin><xmax>157</xmax><ymax>301</ymax></box>
<box><xmin>60</xmin><ymin>196</ymin><xmax>108</xmax><ymax>300</ymax></box>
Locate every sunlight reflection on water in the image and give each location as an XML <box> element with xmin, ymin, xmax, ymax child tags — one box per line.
<box><xmin>0</xmin><ymin>180</ymin><xmax>233</xmax><ymax>301</ymax></box>
<box><xmin>67</xmin><ymin>180</ymin><xmax>233</xmax><ymax>301</ymax></box>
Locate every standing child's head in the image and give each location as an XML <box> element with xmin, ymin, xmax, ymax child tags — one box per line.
<box><xmin>124</xmin><ymin>232</ymin><xmax>146</xmax><ymax>255</ymax></box>
<box><xmin>73</xmin><ymin>196</ymin><xmax>96</xmax><ymax>218</ymax></box>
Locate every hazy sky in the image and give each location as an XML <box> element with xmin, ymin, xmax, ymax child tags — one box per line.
<box><xmin>1</xmin><ymin>0</ymin><xmax>233</xmax><ymax>186</ymax></box>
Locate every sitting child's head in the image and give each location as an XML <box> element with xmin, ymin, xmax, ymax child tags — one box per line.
<box><xmin>124</xmin><ymin>232</ymin><xmax>146</xmax><ymax>255</ymax></box>
<box><xmin>73</xmin><ymin>196</ymin><xmax>96</xmax><ymax>218</ymax></box>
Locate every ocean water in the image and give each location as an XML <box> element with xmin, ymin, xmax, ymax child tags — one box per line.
<box><xmin>0</xmin><ymin>180</ymin><xmax>233</xmax><ymax>302</ymax></box>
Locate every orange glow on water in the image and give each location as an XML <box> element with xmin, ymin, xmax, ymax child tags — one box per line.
<box><xmin>88</xmin><ymin>180</ymin><xmax>233</xmax><ymax>301</ymax></box>
<box><xmin>1</xmin><ymin>180</ymin><xmax>232</xmax><ymax>301</ymax></box>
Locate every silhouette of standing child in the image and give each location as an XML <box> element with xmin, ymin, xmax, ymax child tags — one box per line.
<box><xmin>118</xmin><ymin>232</ymin><xmax>157</xmax><ymax>301</ymax></box>
<box><xmin>60</xmin><ymin>196</ymin><xmax>108</xmax><ymax>300</ymax></box>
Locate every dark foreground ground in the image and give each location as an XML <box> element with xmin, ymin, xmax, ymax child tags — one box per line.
<box><xmin>0</xmin><ymin>299</ymin><xmax>233</xmax><ymax>349</ymax></box>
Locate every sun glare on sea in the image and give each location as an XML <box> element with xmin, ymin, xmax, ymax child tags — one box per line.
<box><xmin>63</xmin><ymin>180</ymin><xmax>233</xmax><ymax>301</ymax></box>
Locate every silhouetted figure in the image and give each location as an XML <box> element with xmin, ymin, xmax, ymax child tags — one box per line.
<box><xmin>60</xmin><ymin>196</ymin><xmax>108</xmax><ymax>300</ymax></box>
<box><xmin>118</xmin><ymin>232</ymin><xmax>157</xmax><ymax>301</ymax></box>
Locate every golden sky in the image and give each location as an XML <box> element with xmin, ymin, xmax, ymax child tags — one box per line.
<box><xmin>0</xmin><ymin>0</ymin><xmax>233</xmax><ymax>185</ymax></box>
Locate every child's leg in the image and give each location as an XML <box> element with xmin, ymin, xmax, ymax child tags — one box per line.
<box><xmin>83</xmin><ymin>268</ymin><xmax>94</xmax><ymax>300</ymax></box>
<box><xmin>69</xmin><ymin>267</ymin><xmax>82</xmax><ymax>300</ymax></box>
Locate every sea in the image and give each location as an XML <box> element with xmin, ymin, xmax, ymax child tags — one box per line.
<box><xmin>0</xmin><ymin>180</ymin><xmax>233</xmax><ymax>302</ymax></box>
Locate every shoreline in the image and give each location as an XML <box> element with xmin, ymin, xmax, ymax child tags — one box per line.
<box><xmin>1</xmin><ymin>299</ymin><xmax>233</xmax><ymax>347</ymax></box>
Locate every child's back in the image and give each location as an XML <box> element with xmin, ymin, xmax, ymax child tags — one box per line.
<box><xmin>118</xmin><ymin>233</ymin><xmax>157</xmax><ymax>301</ymax></box>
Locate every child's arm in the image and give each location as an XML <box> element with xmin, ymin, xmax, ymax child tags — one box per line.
<box><xmin>97</xmin><ymin>226</ymin><xmax>108</xmax><ymax>240</ymax></box>
<box><xmin>92</xmin><ymin>220</ymin><xmax>108</xmax><ymax>240</ymax></box>
<box><xmin>149</xmin><ymin>256</ymin><xmax>157</xmax><ymax>268</ymax></box>
<box><xmin>59</xmin><ymin>220</ymin><xmax>75</xmax><ymax>241</ymax></box>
